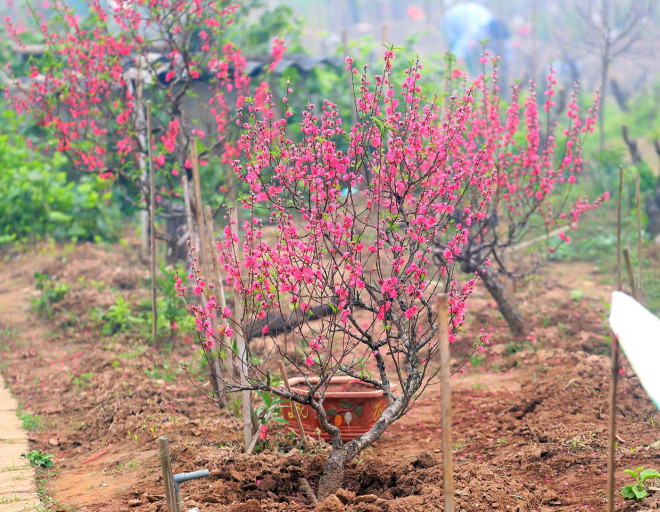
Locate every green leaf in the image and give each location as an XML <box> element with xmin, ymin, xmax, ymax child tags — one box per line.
<box><xmin>624</xmin><ymin>469</ymin><xmax>638</xmax><ymax>479</ymax></box>
<box><xmin>326</xmin><ymin>408</ymin><xmax>338</xmax><ymax>416</ymax></box>
<box><xmin>47</xmin><ymin>211</ymin><xmax>73</xmax><ymax>223</ymax></box>
<box><xmin>640</xmin><ymin>469</ymin><xmax>660</xmax><ymax>482</ymax></box>
<box><xmin>354</xmin><ymin>406</ymin><xmax>363</xmax><ymax>418</ymax></box>
<box><xmin>339</xmin><ymin>401</ymin><xmax>353</xmax><ymax>410</ymax></box>
<box><xmin>621</xmin><ymin>485</ymin><xmax>636</xmax><ymax>500</ymax></box>
<box><xmin>633</xmin><ymin>486</ymin><xmax>647</xmax><ymax>500</ymax></box>
<box><xmin>570</xmin><ymin>289</ymin><xmax>584</xmax><ymax>302</ymax></box>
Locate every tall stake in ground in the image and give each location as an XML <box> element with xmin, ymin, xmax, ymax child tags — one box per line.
<box><xmin>146</xmin><ymin>101</ymin><xmax>157</xmax><ymax>346</ymax></box>
<box><xmin>279</xmin><ymin>361</ymin><xmax>308</xmax><ymax>449</ymax></box>
<box><xmin>229</xmin><ymin>206</ymin><xmax>252</xmax><ymax>449</ymax></box>
<box><xmin>437</xmin><ymin>293</ymin><xmax>455</xmax><ymax>512</ymax></box>
<box><xmin>186</xmin><ymin>156</ymin><xmax>222</xmax><ymax>405</ymax></box>
<box><xmin>607</xmin><ymin>167</ymin><xmax>624</xmax><ymax>512</ymax></box>
<box><xmin>158</xmin><ymin>436</ymin><xmax>177</xmax><ymax>512</ymax></box>
<box><xmin>204</xmin><ymin>205</ymin><xmax>235</xmax><ymax>384</ymax></box>
<box><xmin>636</xmin><ymin>174</ymin><xmax>642</xmax><ymax>295</ymax></box>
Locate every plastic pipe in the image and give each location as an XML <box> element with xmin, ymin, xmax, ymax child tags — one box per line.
<box><xmin>173</xmin><ymin>469</ymin><xmax>209</xmax><ymax>512</ymax></box>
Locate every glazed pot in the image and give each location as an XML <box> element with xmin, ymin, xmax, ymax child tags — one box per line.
<box><xmin>280</xmin><ymin>376</ymin><xmax>392</xmax><ymax>441</ymax></box>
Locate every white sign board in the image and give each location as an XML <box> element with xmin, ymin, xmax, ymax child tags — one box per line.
<box><xmin>609</xmin><ymin>291</ymin><xmax>660</xmax><ymax>410</ymax></box>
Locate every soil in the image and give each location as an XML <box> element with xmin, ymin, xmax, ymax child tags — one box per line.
<box><xmin>1</xmin><ymin>240</ymin><xmax>660</xmax><ymax>512</ymax></box>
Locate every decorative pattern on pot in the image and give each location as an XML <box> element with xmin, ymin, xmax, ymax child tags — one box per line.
<box><xmin>281</xmin><ymin>376</ymin><xmax>394</xmax><ymax>441</ymax></box>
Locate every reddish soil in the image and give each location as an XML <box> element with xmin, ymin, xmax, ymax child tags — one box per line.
<box><xmin>1</xmin><ymin>241</ymin><xmax>659</xmax><ymax>512</ymax></box>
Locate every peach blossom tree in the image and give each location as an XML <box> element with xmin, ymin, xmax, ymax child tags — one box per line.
<box><xmin>435</xmin><ymin>59</ymin><xmax>609</xmax><ymax>336</ymax></box>
<box><xmin>181</xmin><ymin>51</ymin><xmax>494</xmax><ymax>497</ymax></box>
<box><xmin>5</xmin><ymin>0</ymin><xmax>285</xmax><ymax>256</ymax></box>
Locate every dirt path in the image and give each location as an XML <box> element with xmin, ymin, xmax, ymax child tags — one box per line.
<box><xmin>0</xmin><ymin>374</ymin><xmax>40</xmax><ymax>512</ymax></box>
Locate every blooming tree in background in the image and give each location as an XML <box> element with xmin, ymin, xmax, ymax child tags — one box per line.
<box><xmin>182</xmin><ymin>51</ymin><xmax>494</xmax><ymax>497</ymax></box>
<box><xmin>436</xmin><ymin>57</ymin><xmax>608</xmax><ymax>336</ymax></box>
<box><xmin>5</xmin><ymin>0</ymin><xmax>285</xmax><ymax>256</ymax></box>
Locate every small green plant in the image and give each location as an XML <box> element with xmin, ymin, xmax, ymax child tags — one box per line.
<box><xmin>621</xmin><ymin>466</ymin><xmax>660</xmax><ymax>501</ymax></box>
<box><xmin>31</xmin><ymin>272</ymin><xmax>70</xmax><ymax>319</ymax></box>
<box><xmin>17</xmin><ymin>409</ymin><xmax>42</xmax><ymax>431</ymax></box>
<box><xmin>73</xmin><ymin>371</ymin><xmax>94</xmax><ymax>390</ymax></box>
<box><xmin>254</xmin><ymin>388</ymin><xmax>288</xmax><ymax>427</ymax></box>
<box><xmin>570</xmin><ymin>289</ymin><xmax>584</xmax><ymax>302</ymax></box>
<box><xmin>22</xmin><ymin>450</ymin><xmax>54</xmax><ymax>468</ymax></box>
<box><xmin>99</xmin><ymin>297</ymin><xmax>143</xmax><ymax>335</ymax></box>
<box><xmin>144</xmin><ymin>364</ymin><xmax>177</xmax><ymax>383</ymax></box>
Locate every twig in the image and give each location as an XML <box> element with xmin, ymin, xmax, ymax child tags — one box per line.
<box><xmin>279</xmin><ymin>361</ymin><xmax>309</xmax><ymax>449</ymax></box>
<box><xmin>437</xmin><ymin>293</ymin><xmax>455</xmax><ymax>512</ymax></box>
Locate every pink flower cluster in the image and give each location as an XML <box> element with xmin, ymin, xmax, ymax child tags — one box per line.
<box><xmin>185</xmin><ymin>51</ymin><xmax>494</xmax><ymax>373</ymax></box>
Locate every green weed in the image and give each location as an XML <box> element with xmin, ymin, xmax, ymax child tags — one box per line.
<box><xmin>21</xmin><ymin>450</ymin><xmax>54</xmax><ymax>468</ymax></box>
<box><xmin>622</xmin><ymin>467</ymin><xmax>660</xmax><ymax>501</ymax></box>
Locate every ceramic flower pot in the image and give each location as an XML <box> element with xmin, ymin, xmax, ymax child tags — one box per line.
<box><xmin>281</xmin><ymin>376</ymin><xmax>392</xmax><ymax>441</ymax></box>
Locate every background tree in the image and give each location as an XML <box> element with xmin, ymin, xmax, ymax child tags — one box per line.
<box><xmin>433</xmin><ymin>59</ymin><xmax>608</xmax><ymax>337</ymax></box>
<box><xmin>5</xmin><ymin>0</ymin><xmax>286</xmax><ymax>258</ymax></box>
<box><xmin>556</xmin><ymin>0</ymin><xmax>653</xmax><ymax>151</ymax></box>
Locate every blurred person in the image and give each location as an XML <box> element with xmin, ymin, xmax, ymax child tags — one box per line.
<box><xmin>442</xmin><ymin>2</ymin><xmax>511</xmax><ymax>79</ymax></box>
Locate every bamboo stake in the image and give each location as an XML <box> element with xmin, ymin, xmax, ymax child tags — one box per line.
<box><xmin>158</xmin><ymin>436</ymin><xmax>177</xmax><ymax>512</ymax></box>
<box><xmin>279</xmin><ymin>361</ymin><xmax>308</xmax><ymax>449</ymax></box>
<box><xmin>437</xmin><ymin>293</ymin><xmax>455</xmax><ymax>512</ymax></box>
<box><xmin>623</xmin><ymin>249</ymin><xmax>638</xmax><ymax>301</ymax></box>
<box><xmin>607</xmin><ymin>168</ymin><xmax>624</xmax><ymax>512</ymax></box>
<box><xmin>188</xmin><ymin>147</ymin><xmax>225</xmax><ymax>405</ymax></box>
<box><xmin>182</xmin><ymin>175</ymin><xmax>196</xmax><ymax>254</ymax></box>
<box><xmin>229</xmin><ymin>206</ymin><xmax>252</xmax><ymax>449</ymax></box>
<box><xmin>616</xmin><ymin>166</ymin><xmax>623</xmax><ymax>291</ymax></box>
<box><xmin>204</xmin><ymin>206</ymin><xmax>228</xmax><ymax>321</ymax></box>
<box><xmin>146</xmin><ymin>101</ymin><xmax>158</xmax><ymax>346</ymax></box>
<box><xmin>190</xmin><ymin>144</ymin><xmax>207</xmax><ymax>267</ymax></box>
<box><xmin>204</xmin><ymin>206</ymin><xmax>235</xmax><ymax>383</ymax></box>
<box><xmin>636</xmin><ymin>174</ymin><xmax>642</xmax><ymax>295</ymax></box>
<box><xmin>133</xmin><ymin>56</ymin><xmax>149</xmax><ymax>261</ymax></box>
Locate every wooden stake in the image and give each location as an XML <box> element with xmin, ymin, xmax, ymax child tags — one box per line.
<box><xmin>133</xmin><ymin>56</ymin><xmax>149</xmax><ymax>261</ymax></box>
<box><xmin>230</xmin><ymin>206</ymin><xmax>252</xmax><ymax>450</ymax></box>
<box><xmin>204</xmin><ymin>206</ymin><xmax>235</xmax><ymax>383</ymax></box>
<box><xmin>636</xmin><ymin>174</ymin><xmax>643</xmax><ymax>295</ymax></box>
<box><xmin>182</xmin><ymin>175</ymin><xmax>196</xmax><ymax>253</ymax></box>
<box><xmin>188</xmin><ymin>147</ymin><xmax>225</xmax><ymax>404</ymax></box>
<box><xmin>158</xmin><ymin>436</ymin><xmax>177</xmax><ymax>512</ymax></box>
<box><xmin>616</xmin><ymin>166</ymin><xmax>623</xmax><ymax>291</ymax></box>
<box><xmin>437</xmin><ymin>293</ymin><xmax>455</xmax><ymax>512</ymax></box>
<box><xmin>607</xmin><ymin>168</ymin><xmax>625</xmax><ymax>512</ymax></box>
<box><xmin>623</xmin><ymin>249</ymin><xmax>638</xmax><ymax>301</ymax></box>
<box><xmin>204</xmin><ymin>206</ymin><xmax>228</xmax><ymax>321</ymax></box>
<box><xmin>279</xmin><ymin>361</ymin><xmax>309</xmax><ymax>449</ymax></box>
<box><xmin>190</xmin><ymin>143</ymin><xmax>207</xmax><ymax>267</ymax></box>
<box><xmin>607</xmin><ymin>331</ymin><xmax>619</xmax><ymax>512</ymax></box>
<box><xmin>146</xmin><ymin>101</ymin><xmax>158</xmax><ymax>347</ymax></box>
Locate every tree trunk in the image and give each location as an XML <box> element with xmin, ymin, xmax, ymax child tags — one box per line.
<box><xmin>480</xmin><ymin>269</ymin><xmax>528</xmax><ymax>338</ymax></box>
<box><xmin>317</xmin><ymin>447</ymin><xmax>349</xmax><ymax>500</ymax></box>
